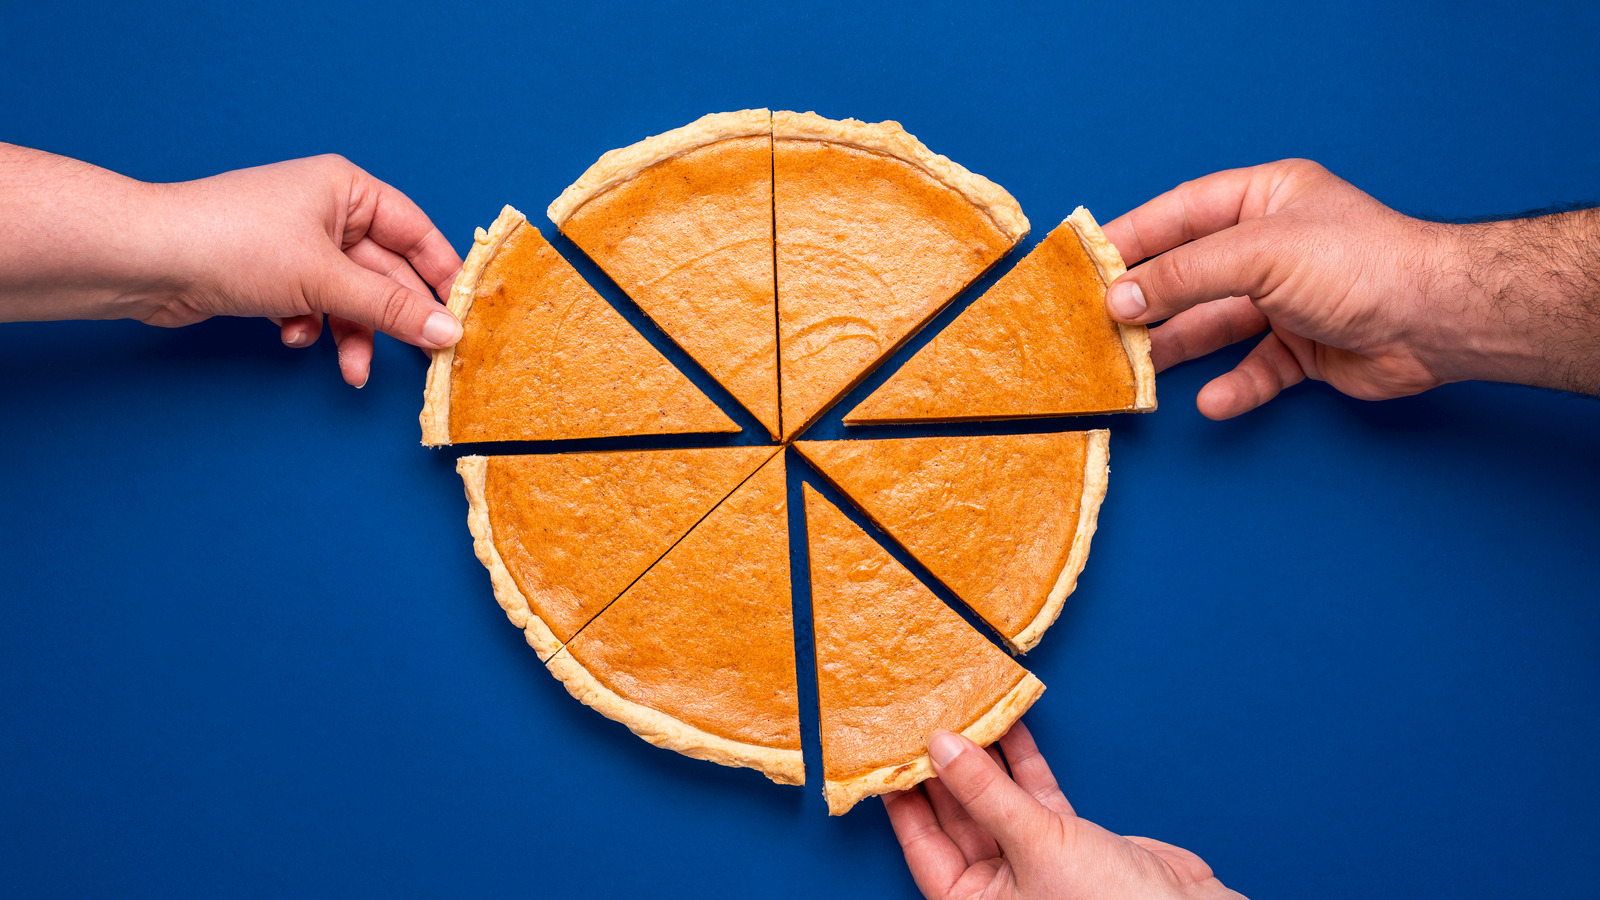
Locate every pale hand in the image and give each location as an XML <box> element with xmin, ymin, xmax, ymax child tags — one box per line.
<box><xmin>884</xmin><ymin>722</ymin><xmax>1247</xmax><ymax>900</ymax></box>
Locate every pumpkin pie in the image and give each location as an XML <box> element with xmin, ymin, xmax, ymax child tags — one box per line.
<box><xmin>550</xmin><ymin>110</ymin><xmax>782</xmax><ymax>440</ymax></box>
<box><xmin>547</xmin><ymin>451</ymin><xmax>802</xmax><ymax>785</ymax></box>
<box><xmin>774</xmin><ymin>111</ymin><xmax>1030</xmax><ymax>439</ymax></box>
<box><xmin>846</xmin><ymin>208</ymin><xmax>1156</xmax><ymax>424</ymax></box>
<box><xmin>799</xmin><ymin>431</ymin><xmax>1109</xmax><ymax>654</ymax></box>
<box><xmin>419</xmin><ymin>206</ymin><xmax>738</xmax><ymax>445</ymax></box>
<box><xmin>457</xmin><ymin>446</ymin><xmax>776</xmax><ymax>660</ymax></box>
<box><xmin>804</xmin><ymin>484</ymin><xmax>1044</xmax><ymax>814</ymax></box>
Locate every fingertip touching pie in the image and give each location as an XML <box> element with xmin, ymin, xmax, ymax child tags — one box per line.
<box><xmin>847</xmin><ymin>207</ymin><xmax>1156</xmax><ymax>424</ymax></box>
<box><xmin>550</xmin><ymin>111</ymin><xmax>782</xmax><ymax>439</ymax></box>
<box><xmin>546</xmin><ymin>451</ymin><xmax>802</xmax><ymax>785</ymax></box>
<box><xmin>804</xmin><ymin>484</ymin><xmax>1044</xmax><ymax>814</ymax></box>
<box><xmin>799</xmin><ymin>431</ymin><xmax>1109</xmax><ymax>654</ymax></box>
<box><xmin>420</xmin><ymin>205</ymin><xmax>738</xmax><ymax>446</ymax></box>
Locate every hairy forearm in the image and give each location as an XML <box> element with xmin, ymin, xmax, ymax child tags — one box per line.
<box><xmin>0</xmin><ymin>142</ymin><xmax>185</xmax><ymax>322</ymax></box>
<box><xmin>1423</xmin><ymin>208</ymin><xmax>1600</xmax><ymax>393</ymax></box>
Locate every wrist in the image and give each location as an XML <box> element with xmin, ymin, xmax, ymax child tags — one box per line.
<box><xmin>1411</xmin><ymin>214</ymin><xmax>1600</xmax><ymax>393</ymax></box>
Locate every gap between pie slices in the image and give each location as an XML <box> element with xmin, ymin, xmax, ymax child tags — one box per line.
<box><xmin>804</xmin><ymin>484</ymin><xmax>1045</xmax><ymax>814</ymax></box>
<box><xmin>545</xmin><ymin>451</ymin><xmax>803</xmax><ymax>785</ymax></box>
<box><xmin>846</xmin><ymin>208</ymin><xmax>1156</xmax><ymax>424</ymax></box>
<box><xmin>799</xmin><ymin>430</ymin><xmax>1110</xmax><ymax>654</ymax></box>
<box><xmin>456</xmin><ymin>446</ymin><xmax>777</xmax><ymax>661</ymax></box>
<box><xmin>549</xmin><ymin>110</ymin><xmax>783</xmax><ymax>440</ymax></box>
<box><xmin>773</xmin><ymin>111</ymin><xmax>1032</xmax><ymax>440</ymax></box>
<box><xmin>419</xmin><ymin>205</ymin><xmax>738</xmax><ymax>445</ymax></box>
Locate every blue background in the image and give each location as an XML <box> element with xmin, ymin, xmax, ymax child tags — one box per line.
<box><xmin>3</xmin><ymin>1</ymin><xmax>1599</xmax><ymax>897</ymax></box>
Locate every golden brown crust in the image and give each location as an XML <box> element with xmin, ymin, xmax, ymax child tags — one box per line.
<box><xmin>547</xmin><ymin>109</ymin><xmax>772</xmax><ymax>226</ymax></box>
<box><xmin>823</xmin><ymin>673</ymin><xmax>1045</xmax><ymax>815</ymax></box>
<box><xmin>456</xmin><ymin>454</ymin><xmax>562</xmax><ymax>661</ymax></box>
<box><xmin>1065</xmin><ymin>207</ymin><xmax>1156</xmax><ymax>412</ymax></box>
<box><xmin>545</xmin><ymin>646</ymin><xmax>805</xmax><ymax>786</ymax></box>
<box><xmin>773</xmin><ymin>110</ymin><xmax>1029</xmax><ymax>242</ymax></box>
<box><xmin>1009</xmin><ymin>430</ymin><xmax>1109</xmax><ymax>654</ymax></box>
<box><xmin>420</xmin><ymin>206</ymin><xmax>526</xmax><ymax>446</ymax></box>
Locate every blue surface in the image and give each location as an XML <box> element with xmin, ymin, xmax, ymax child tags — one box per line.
<box><xmin>3</xmin><ymin>2</ymin><xmax>1600</xmax><ymax>897</ymax></box>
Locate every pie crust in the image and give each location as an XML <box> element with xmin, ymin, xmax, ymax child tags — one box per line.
<box><xmin>1065</xmin><ymin>206</ymin><xmax>1157</xmax><ymax>412</ymax></box>
<box><xmin>548</xmin><ymin>109</ymin><xmax>772</xmax><ymax>227</ymax></box>
<box><xmin>1016</xmin><ymin>429</ymin><xmax>1109</xmax><ymax>653</ymax></box>
<box><xmin>772</xmin><ymin>111</ymin><xmax>1028</xmax><ymax>241</ymax></box>
<box><xmin>458</xmin><ymin>454</ymin><xmax>559</xmax><ymax>660</ymax></box>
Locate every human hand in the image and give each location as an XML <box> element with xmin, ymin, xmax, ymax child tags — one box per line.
<box><xmin>150</xmin><ymin>155</ymin><xmax>463</xmax><ymax>387</ymax></box>
<box><xmin>1101</xmin><ymin>159</ymin><xmax>1600</xmax><ymax>418</ymax></box>
<box><xmin>884</xmin><ymin>722</ymin><xmax>1245</xmax><ymax>900</ymax></box>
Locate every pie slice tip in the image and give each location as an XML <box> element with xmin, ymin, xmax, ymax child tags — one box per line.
<box><xmin>1065</xmin><ymin>206</ymin><xmax>1156</xmax><ymax>412</ymax></box>
<box><xmin>823</xmin><ymin>672</ymin><xmax>1045</xmax><ymax>816</ymax></box>
<box><xmin>421</xmin><ymin>205</ymin><xmax>526</xmax><ymax>447</ymax></box>
<box><xmin>548</xmin><ymin>109</ymin><xmax>773</xmax><ymax>227</ymax></box>
<box><xmin>544</xmin><ymin>645</ymin><xmax>806</xmax><ymax>786</ymax></box>
<box><xmin>1009</xmin><ymin>427</ymin><xmax>1110</xmax><ymax>654</ymax></box>
<box><xmin>456</xmin><ymin>453</ymin><xmax>563</xmax><ymax>661</ymax></box>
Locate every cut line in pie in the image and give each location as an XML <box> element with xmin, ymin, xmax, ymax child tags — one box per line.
<box><xmin>429</xmin><ymin>110</ymin><xmax>1154</xmax><ymax>815</ymax></box>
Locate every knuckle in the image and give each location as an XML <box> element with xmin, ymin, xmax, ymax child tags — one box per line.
<box><xmin>376</xmin><ymin>283</ymin><xmax>416</xmax><ymax>333</ymax></box>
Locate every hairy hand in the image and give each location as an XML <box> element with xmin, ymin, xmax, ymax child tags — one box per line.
<box><xmin>152</xmin><ymin>155</ymin><xmax>464</xmax><ymax>386</ymax></box>
<box><xmin>884</xmin><ymin>723</ymin><xmax>1246</xmax><ymax>900</ymax></box>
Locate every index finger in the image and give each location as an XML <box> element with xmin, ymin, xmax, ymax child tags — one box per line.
<box><xmin>349</xmin><ymin>175</ymin><xmax>464</xmax><ymax>301</ymax></box>
<box><xmin>997</xmin><ymin>722</ymin><xmax>1075</xmax><ymax>818</ymax></box>
<box><xmin>1101</xmin><ymin>162</ymin><xmax>1289</xmax><ymax>264</ymax></box>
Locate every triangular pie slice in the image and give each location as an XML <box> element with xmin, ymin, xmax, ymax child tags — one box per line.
<box><xmin>804</xmin><ymin>485</ymin><xmax>1044</xmax><ymax>814</ymax></box>
<box><xmin>550</xmin><ymin>110</ymin><xmax>781</xmax><ymax>440</ymax></box>
<box><xmin>419</xmin><ymin>206</ymin><xmax>738</xmax><ymax>445</ymax></box>
<box><xmin>457</xmin><ymin>446</ymin><xmax>776</xmax><ymax>660</ymax></box>
<box><xmin>547</xmin><ymin>452</ymin><xmax>802</xmax><ymax>785</ymax></box>
<box><xmin>846</xmin><ymin>208</ymin><xmax>1156</xmax><ymax>424</ymax></box>
<box><xmin>774</xmin><ymin>111</ymin><xmax>1030</xmax><ymax>439</ymax></box>
<box><xmin>800</xmin><ymin>431</ymin><xmax>1108</xmax><ymax>654</ymax></box>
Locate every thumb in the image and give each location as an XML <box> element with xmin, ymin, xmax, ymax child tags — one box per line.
<box><xmin>308</xmin><ymin>252</ymin><xmax>462</xmax><ymax>350</ymax></box>
<box><xmin>1106</xmin><ymin>220</ymin><xmax>1283</xmax><ymax>327</ymax></box>
<box><xmin>927</xmin><ymin>730</ymin><xmax>1055</xmax><ymax>852</ymax></box>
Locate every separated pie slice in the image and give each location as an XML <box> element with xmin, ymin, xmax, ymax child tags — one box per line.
<box><xmin>419</xmin><ymin>206</ymin><xmax>738</xmax><ymax>445</ymax></box>
<box><xmin>549</xmin><ymin>110</ymin><xmax>780</xmax><ymax>439</ymax></box>
<box><xmin>547</xmin><ymin>451</ymin><xmax>802</xmax><ymax>785</ymax></box>
<box><xmin>774</xmin><ymin>111</ymin><xmax>1030</xmax><ymax>439</ymax></box>
<box><xmin>457</xmin><ymin>446</ymin><xmax>776</xmax><ymax>660</ymax></box>
<box><xmin>800</xmin><ymin>431</ymin><xmax>1108</xmax><ymax>654</ymax></box>
<box><xmin>805</xmin><ymin>485</ymin><xmax>1044</xmax><ymax>814</ymax></box>
<box><xmin>846</xmin><ymin>208</ymin><xmax>1156</xmax><ymax>425</ymax></box>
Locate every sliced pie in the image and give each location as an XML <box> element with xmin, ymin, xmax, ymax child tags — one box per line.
<box><xmin>774</xmin><ymin>111</ymin><xmax>1030</xmax><ymax>439</ymax></box>
<box><xmin>805</xmin><ymin>484</ymin><xmax>1044</xmax><ymax>814</ymax></box>
<box><xmin>420</xmin><ymin>206</ymin><xmax>738</xmax><ymax>445</ymax></box>
<box><xmin>547</xmin><ymin>451</ymin><xmax>802</xmax><ymax>785</ymax></box>
<box><xmin>458</xmin><ymin>446</ymin><xmax>776</xmax><ymax>660</ymax></box>
<box><xmin>550</xmin><ymin>110</ymin><xmax>781</xmax><ymax>440</ymax></box>
<box><xmin>846</xmin><ymin>208</ymin><xmax>1156</xmax><ymax>424</ymax></box>
<box><xmin>800</xmin><ymin>431</ymin><xmax>1108</xmax><ymax>654</ymax></box>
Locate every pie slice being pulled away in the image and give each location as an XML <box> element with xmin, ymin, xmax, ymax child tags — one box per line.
<box><xmin>805</xmin><ymin>485</ymin><xmax>1044</xmax><ymax>814</ymax></box>
<box><xmin>550</xmin><ymin>110</ymin><xmax>781</xmax><ymax>440</ymax></box>
<box><xmin>420</xmin><ymin>206</ymin><xmax>737</xmax><ymax>445</ymax></box>
<box><xmin>774</xmin><ymin>111</ymin><xmax>1030</xmax><ymax>440</ymax></box>
<box><xmin>458</xmin><ymin>446</ymin><xmax>776</xmax><ymax>660</ymax></box>
<box><xmin>800</xmin><ymin>431</ymin><xmax>1108</xmax><ymax>654</ymax></box>
<box><xmin>547</xmin><ymin>451</ymin><xmax>802</xmax><ymax>785</ymax></box>
<box><xmin>847</xmin><ymin>208</ymin><xmax>1156</xmax><ymax>424</ymax></box>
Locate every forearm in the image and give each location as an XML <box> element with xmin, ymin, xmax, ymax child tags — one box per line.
<box><xmin>1421</xmin><ymin>209</ymin><xmax>1600</xmax><ymax>393</ymax></box>
<box><xmin>0</xmin><ymin>143</ymin><xmax>185</xmax><ymax>323</ymax></box>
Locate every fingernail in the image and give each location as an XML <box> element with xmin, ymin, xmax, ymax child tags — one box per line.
<box><xmin>353</xmin><ymin>374</ymin><xmax>368</xmax><ymax>390</ymax></box>
<box><xmin>284</xmin><ymin>330</ymin><xmax>307</xmax><ymax>347</ymax></box>
<box><xmin>929</xmin><ymin>731</ymin><xmax>965</xmax><ymax>767</ymax></box>
<box><xmin>1109</xmin><ymin>281</ymin><xmax>1146</xmax><ymax>320</ymax></box>
<box><xmin>423</xmin><ymin>311</ymin><xmax>462</xmax><ymax>348</ymax></box>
